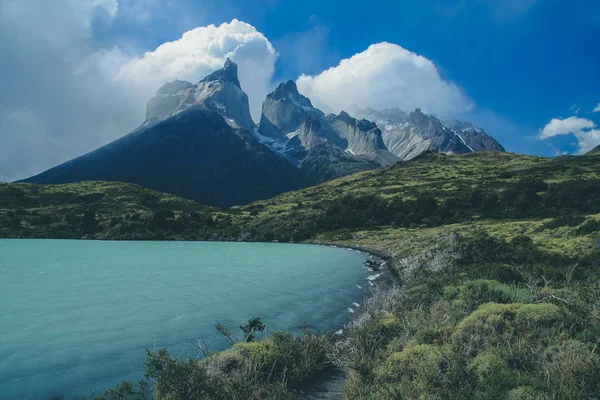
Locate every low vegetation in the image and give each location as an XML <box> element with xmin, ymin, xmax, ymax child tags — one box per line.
<box><xmin>1</xmin><ymin>150</ymin><xmax>600</xmax><ymax>398</ymax></box>
<box><xmin>334</xmin><ymin>230</ymin><xmax>600</xmax><ymax>399</ymax></box>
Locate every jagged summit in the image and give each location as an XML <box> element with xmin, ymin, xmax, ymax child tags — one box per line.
<box><xmin>157</xmin><ymin>80</ymin><xmax>194</xmax><ymax>95</ymax></box>
<box><xmin>353</xmin><ymin>107</ymin><xmax>505</xmax><ymax>160</ymax></box>
<box><xmin>200</xmin><ymin>58</ymin><xmax>241</xmax><ymax>89</ymax></box>
<box><xmin>23</xmin><ymin>58</ymin><xmax>299</xmax><ymax>207</ymax></box>
<box><xmin>408</xmin><ymin>108</ymin><xmax>429</xmax><ymax>125</ymax></box>
<box><xmin>258</xmin><ymin>80</ymin><xmax>323</xmax><ymax>140</ymax></box>
<box><xmin>276</xmin><ymin>80</ymin><xmax>298</xmax><ymax>93</ymax></box>
<box><xmin>145</xmin><ymin>58</ymin><xmax>255</xmax><ymax>131</ymax></box>
<box><xmin>256</xmin><ymin>83</ymin><xmax>397</xmax><ymax>177</ymax></box>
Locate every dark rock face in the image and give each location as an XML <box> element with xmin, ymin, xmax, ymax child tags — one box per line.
<box><xmin>24</xmin><ymin>108</ymin><xmax>300</xmax><ymax>207</ymax></box>
<box><xmin>298</xmin><ymin>143</ymin><xmax>381</xmax><ymax>185</ymax></box>
<box><xmin>443</xmin><ymin>119</ymin><xmax>505</xmax><ymax>152</ymax></box>
<box><xmin>200</xmin><ymin>57</ymin><xmax>242</xmax><ymax>89</ymax></box>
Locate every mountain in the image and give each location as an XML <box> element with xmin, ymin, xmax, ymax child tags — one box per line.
<box><xmin>23</xmin><ymin>59</ymin><xmax>301</xmax><ymax>207</ymax></box>
<box><xmin>352</xmin><ymin>107</ymin><xmax>505</xmax><ymax>160</ymax></box>
<box><xmin>256</xmin><ymin>81</ymin><xmax>397</xmax><ymax>181</ymax></box>
<box><xmin>587</xmin><ymin>144</ymin><xmax>600</xmax><ymax>156</ymax></box>
<box><xmin>144</xmin><ymin>58</ymin><xmax>255</xmax><ymax>131</ymax></box>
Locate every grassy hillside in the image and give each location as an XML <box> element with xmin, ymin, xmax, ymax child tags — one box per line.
<box><xmin>234</xmin><ymin>150</ymin><xmax>600</xmax><ymax>242</ymax></box>
<box><xmin>2</xmin><ymin>151</ymin><xmax>600</xmax><ymax>399</ymax></box>
<box><xmin>0</xmin><ymin>181</ymin><xmax>235</xmax><ymax>239</ymax></box>
<box><xmin>3</xmin><ymin>150</ymin><xmax>599</xmax><ymax>243</ymax></box>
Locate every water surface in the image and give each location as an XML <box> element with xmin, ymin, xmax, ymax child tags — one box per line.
<box><xmin>0</xmin><ymin>240</ymin><xmax>373</xmax><ymax>399</ymax></box>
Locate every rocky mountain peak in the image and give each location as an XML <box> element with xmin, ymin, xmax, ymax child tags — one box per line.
<box><xmin>157</xmin><ymin>80</ymin><xmax>194</xmax><ymax>96</ymax></box>
<box><xmin>258</xmin><ymin>80</ymin><xmax>323</xmax><ymax>139</ymax></box>
<box><xmin>200</xmin><ymin>58</ymin><xmax>241</xmax><ymax>89</ymax></box>
<box><xmin>336</xmin><ymin>111</ymin><xmax>354</xmax><ymax>124</ymax></box>
<box><xmin>276</xmin><ymin>80</ymin><xmax>299</xmax><ymax>94</ymax></box>
<box><xmin>409</xmin><ymin>108</ymin><xmax>430</xmax><ymax>125</ymax></box>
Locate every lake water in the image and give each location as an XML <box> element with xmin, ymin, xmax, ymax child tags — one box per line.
<box><xmin>0</xmin><ymin>240</ymin><xmax>375</xmax><ymax>400</ymax></box>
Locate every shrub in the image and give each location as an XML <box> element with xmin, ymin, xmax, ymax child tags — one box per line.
<box><xmin>507</xmin><ymin>386</ymin><xmax>546</xmax><ymax>400</ymax></box>
<box><xmin>375</xmin><ymin>344</ymin><xmax>450</xmax><ymax>398</ymax></box>
<box><xmin>541</xmin><ymin>340</ymin><xmax>600</xmax><ymax>399</ymax></box>
<box><xmin>469</xmin><ymin>350</ymin><xmax>516</xmax><ymax>399</ymax></box>
<box><xmin>443</xmin><ymin>280</ymin><xmax>531</xmax><ymax>312</ymax></box>
<box><xmin>452</xmin><ymin>303</ymin><xmax>561</xmax><ymax>356</ymax></box>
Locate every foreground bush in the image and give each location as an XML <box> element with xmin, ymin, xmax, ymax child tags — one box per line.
<box><xmin>95</xmin><ymin>330</ymin><xmax>333</xmax><ymax>400</ymax></box>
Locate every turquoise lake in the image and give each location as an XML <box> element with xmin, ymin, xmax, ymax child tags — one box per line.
<box><xmin>0</xmin><ymin>240</ymin><xmax>376</xmax><ymax>399</ymax></box>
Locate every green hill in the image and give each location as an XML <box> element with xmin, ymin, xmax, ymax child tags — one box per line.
<box><xmin>3</xmin><ymin>150</ymin><xmax>599</xmax><ymax>242</ymax></box>
<box><xmin>0</xmin><ymin>181</ymin><xmax>227</xmax><ymax>239</ymax></box>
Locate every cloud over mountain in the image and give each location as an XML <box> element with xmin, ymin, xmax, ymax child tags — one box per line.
<box><xmin>539</xmin><ymin>116</ymin><xmax>600</xmax><ymax>154</ymax></box>
<box><xmin>296</xmin><ymin>42</ymin><xmax>474</xmax><ymax>117</ymax></box>
<box><xmin>101</xmin><ymin>19</ymin><xmax>278</xmax><ymax>121</ymax></box>
<box><xmin>0</xmin><ymin>3</ymin><xmax>476</xmax><ymax>182</ymax></box>
<box><xmin>0</xmin><ymin>2</ymin><xmax>276</xmax><ymax>181</ymax></box>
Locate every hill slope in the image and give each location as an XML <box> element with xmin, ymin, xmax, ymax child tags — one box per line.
<box><xmin>234</xmin><ymin>150</ymin><xmax>600</xmax><ymax>241</ymax></box>
<box><xmin>3</xmin><ymin>150</ymin><xmax>599</xmax><ymax>242</ymax></box>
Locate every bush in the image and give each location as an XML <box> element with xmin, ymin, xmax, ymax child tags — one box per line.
<box><xmin>443</xmin><ymin>280</ymin><xmax>531</xmax><ymax>312</ymax></box>
<box><xmin>469</xmin><ymin>350</ymin><xmax>517</xmax><ymax>399</ymax></box>
<box><xmin>452</xmin><ymin>303</ymin><xmax>561</xmax><ymax>356</ymax></box>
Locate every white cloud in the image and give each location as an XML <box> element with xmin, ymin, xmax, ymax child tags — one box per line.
<box><xmin>296</xmin><ymin>42</ymin><xmax>473</xmax><ymax>116</ymax></box>
<box><xmin>539</xmin><ymin>116</ymin><xmax>596</xmax><ymax>139</ymax></box>
<box><xmin>576</xmin><ymin>130</ymin><xmax>600</xmax><ymax>153</ymax></box>
<box><xmin>91</xmin><ymin>0</ymin><xmax>119</xmax><ymax>16</ymax></box>
<box><xmin>539</xmin><ymin>116</ymin><xmax>600</xmax><ymax>154</ymax></box>
<box><xmin>108</xmin><ymin>19</ymin><xmax>277</xmax><ymax>121</ymax></box>
<box><xmin>593</xmin><ymin>103</ymin><xmax>600</xmax><ymax>113</ymax></box>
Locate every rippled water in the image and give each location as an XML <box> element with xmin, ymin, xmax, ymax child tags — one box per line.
<box><xmin>0</xmin><ymin>240</ymin><xmax>375</xmax><ymax>400</ymax></box>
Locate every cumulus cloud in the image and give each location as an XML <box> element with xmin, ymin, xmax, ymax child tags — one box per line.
<box><xmin>539</xmin><ymin>116</ymin><xmax>600</xmax><ymax>154</ymax></box>
<box><xmin>0</xmin><ymin>1</ymin><xmax>277</xmax><ymax>181</ymax></box>
<box><xmin>296</xmin><ymin>42</ymin><xmax>473</xmax><ymax>116</ymax></box>
<box><xmin>539</xmin><ymin>117</ymin><xmax>596</xmax><ymax>139</ymax></box>
<box><xmin>593</xmin><ymin>103</ymin><xmax>600</xmax><ymax>113</ymax></box>
<box><xmin>103</xmin><ymin>19</ymin><xmax>277</xmax><ymax>120</ymax></box>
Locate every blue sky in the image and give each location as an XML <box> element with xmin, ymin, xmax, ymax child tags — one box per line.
<box><xmin>1</xmin><ymin>0</ymin><xmax>599</xmax><ymax>180</ymax></box>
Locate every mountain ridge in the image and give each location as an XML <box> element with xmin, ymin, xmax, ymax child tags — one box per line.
<box><xmin>23</xmin><ymin>60</ymin><xmax>506</xmax><ymax>206</ymax></box>
<box><xmin>23</xmin><ymin>60</ymin><xmax>301</xmax><ymax>207</ymax></box>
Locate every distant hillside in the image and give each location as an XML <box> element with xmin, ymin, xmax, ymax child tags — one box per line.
<box><xmin>233</xmin><ymin>150</ymin><xmax>600</xmax><ymax>241</ymax></box>
<box><xmin>3</xmin><ymin>150</ymin><xmax>599</xmax><ymax>242</ymax></box>
<box><xmin>588</xmin><ymin>144</ymin><xmax>600</xmax><ymax>155</ymax></box>
<box><xmin>0</xmin><ymin>181</ymin><xmax>233</xmax><ymax>240</ymax></box>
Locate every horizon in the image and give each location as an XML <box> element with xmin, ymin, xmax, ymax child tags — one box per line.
<box><xmin>1</xmin><ymin>0</ymin><xmax>599</xmax><ymax>182</ymax></box>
